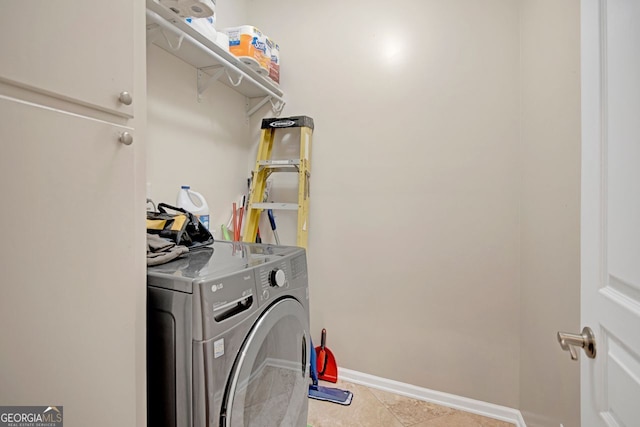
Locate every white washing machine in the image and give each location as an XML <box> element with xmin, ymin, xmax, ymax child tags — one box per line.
<box><xmin>147</xmin><ymin>241</ymin><xmax>310</xmax><ymax>427</ymax></box>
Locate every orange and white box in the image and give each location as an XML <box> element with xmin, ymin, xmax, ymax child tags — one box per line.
<box><xmin>267</xmin><ymin>38</ymin><xmax>280</xmax><ymax>84</ymax></box>
<box><xmin>257</xmin><ymin>33</ymin><xmax>271</xmax><ymax>76</ymax></box>
<box><xmin>224</xmin><ymin>26</ymin><xmax>266</xmax><ymax>72</ymax></box>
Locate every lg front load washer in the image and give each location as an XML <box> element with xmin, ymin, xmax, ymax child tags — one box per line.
<box><xmin>147</xmin><ymin>241</ymin><xmax>310</xmax><ymax>427</ymax></box>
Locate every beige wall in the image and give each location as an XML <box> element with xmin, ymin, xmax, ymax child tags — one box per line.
<box><xmin>247</xmin><ymin>0</ymin><xmax>522</xmax><ymax>407</ymax></box>
<box><xmin>146</xmin><ymin>0</ymin><xmax>252</xmax><ymax>237</ymax></box>
<box><xmin>146</xmin><ymin>44</ymin><xmax>252</xmax><ymax>238</ymax></box>
<box><xmin>147</xmin><ymin>0</ymin><xmax>582</xmax><ymax>417</ymax></box>
<box><xmin>519</xmin><ymin>0</ymin><xmax>581</xmax><ymax>426</ymax></box>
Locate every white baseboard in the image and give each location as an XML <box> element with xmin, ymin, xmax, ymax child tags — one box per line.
<box><xmin>338</xmin><ymin>368</ymin><xmax>527</xmax><ymax>427</ymax></box>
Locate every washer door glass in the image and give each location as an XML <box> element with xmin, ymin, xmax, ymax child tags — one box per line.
<box><xmin>224</xmin><ymin>298</ymin><xmax>310</xmax><ymax>427</ymax></box>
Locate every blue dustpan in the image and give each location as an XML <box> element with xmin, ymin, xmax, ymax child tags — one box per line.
<box><xmin>308</xmin><ymin>338</ymin><xmax>353</xmax><ymax>405</ymax></box>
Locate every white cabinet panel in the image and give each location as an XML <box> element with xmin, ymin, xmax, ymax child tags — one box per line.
<box><xmin>0</xmin><ymin>0</ymin><xmax>134</xmax><ymax>118</ymax></box>
<box><xmin>0</xmin><ymin>94</ymin><xmax>137</xmax><ymax>425</ymax></box>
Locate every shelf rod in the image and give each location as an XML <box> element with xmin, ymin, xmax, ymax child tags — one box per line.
<box><xmin>146</xmin><ymin>9</ymin><xmax>285</xmax><ymax>106</ymax></box>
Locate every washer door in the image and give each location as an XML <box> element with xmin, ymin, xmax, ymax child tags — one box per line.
<box><xmin>223</xmin><ymin>298</ymin><xmax>310</xmax><ymax>427</ymax></box>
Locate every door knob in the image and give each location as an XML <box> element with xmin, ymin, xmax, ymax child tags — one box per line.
<box><xmin>119</xmin><ymin>132</ymin><xmax>133</xmax><ymax>146</ymax></box>
<box><xmin>118</xmin><ymin>91</ymin><xmax>133</xmax><ymax>105</ymax></box>
<box><xmin>557</xmin><ymin>326</ymin><xmax>596</xmax><ymax>360</ymax></box>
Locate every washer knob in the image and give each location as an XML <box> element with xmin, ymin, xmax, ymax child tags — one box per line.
<box><xmin>269</xmin><ymin>269</ymin><xmax>286</xmax><ymax>287</ymax></box>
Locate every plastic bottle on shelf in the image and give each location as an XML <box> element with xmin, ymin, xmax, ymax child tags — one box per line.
<box><xmin>176</xmin><ymin>185</ymin><xmax>210</xmax><ymax>230</ymax></box>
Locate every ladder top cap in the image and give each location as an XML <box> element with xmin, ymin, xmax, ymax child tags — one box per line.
<box><xmin>261</xmin><ymin>116</ymin><xmax>314</xmax><ymax>130</ymax></box>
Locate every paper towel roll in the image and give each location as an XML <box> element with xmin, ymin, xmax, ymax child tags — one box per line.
<box><xmin>185</xmin><ymin>16</ymin><xmax>217</xmax><ymax>43</ymax></box>
<box><xmin>160</xmin><ymin>0</ymin><xmax>214</xmax><ymax>18</ymax></box>
<box><xmin>241</xmin><ymin>56</ymin><xmax>261</xmax><ymax>72</ymax></box>
<box><xmin>181</xmin><ymin>0</ymin><xmax>214</xmax><ymax>18</ymax></box>
<box><xmin>256</xmin><ymin>34</ymin><xmax>270</xmax><ymax>76</ymax></box>
<box><xmin>215</xmin><ymin>32</ymin><xmax>229</xmax><ymax>52</ymax></box>
<box><xmin>225</xmin><ymin>26</ymin><xmax>264</xmax><ymax>71</ymax></box>
<box><xmin>159</xmin><ymin>0</ymin><xmax>188</xmax><ymax>17</ymax></box>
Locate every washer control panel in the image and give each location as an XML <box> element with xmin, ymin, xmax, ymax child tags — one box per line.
<box><xmin>254</xmin><ymin>252</ymin><xmax>307</xmax><ymax>306</ymax></box>
<box><xmin>257</xmin><ymin>260</ymin><xmax>291</xmax><ymax>304</ymax></box>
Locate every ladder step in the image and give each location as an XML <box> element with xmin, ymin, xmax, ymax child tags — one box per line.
<box><xmin>259</xmin><ymin>159</ymin><xmax>301</xmax><ymax>166</ymax></box>
<box><xmin>250</xmin><ymin>202</ymin><xmax>299</xmax><ymax>211</ymax></box>
<box><xmin>257</xmin><ymin>159</ymin><xmax>301</xmax><ymax>172</ymax></box>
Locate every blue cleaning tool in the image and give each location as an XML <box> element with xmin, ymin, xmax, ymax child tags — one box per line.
<box><xmin>267</xmin><ymin>209</ymin><xmax>281</xmax><ymax>245</ymax></box>
<box><xmin>308</xmin><ymin>338</ymin><xmax>353</xmax><ymax>405</ymax></box>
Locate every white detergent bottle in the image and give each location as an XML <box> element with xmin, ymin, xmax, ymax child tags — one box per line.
<box><xmin>176</xmin><ymin>185</ymin><xmax>210</xmax><ymax>230</ymax></box>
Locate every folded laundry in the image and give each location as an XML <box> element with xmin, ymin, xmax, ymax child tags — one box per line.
<box><xmin>147</xmin><ymin>233</ymin><xmax>189</xmax><ymax>266</ymax></box>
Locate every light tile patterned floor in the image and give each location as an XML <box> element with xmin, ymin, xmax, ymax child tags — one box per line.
<box><xmin>307</xmin><ymin>380</ymin><xmax>515</xmax><ymax>427</ymax></box>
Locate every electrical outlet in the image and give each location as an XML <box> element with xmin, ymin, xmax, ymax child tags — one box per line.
<box><xmin>146</xmin><ymin>182</ymin><xmax>152</xmax><ymax>200</ymax></box>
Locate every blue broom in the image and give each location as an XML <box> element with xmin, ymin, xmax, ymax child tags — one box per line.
<box><xmin>308</xmin><ymin>338</ymin><xmax>353</xmax><ymax>405</ymax></box>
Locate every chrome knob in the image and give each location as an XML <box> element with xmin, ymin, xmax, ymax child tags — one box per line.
<box><xmin>119</xmin><ymin>132</ymin><xmax>133</xmax><ymax>146</ymax></box>
<box><xmin>557</xmin><ymin>326</ymin><xmax>596</xmax><ymax>360</ymax></box>
<box><xmin>118</xmin><ymin>91</ymin><xmax>133</xmax><ymax>106</ymax></box>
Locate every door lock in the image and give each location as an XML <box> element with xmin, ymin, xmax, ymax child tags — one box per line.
<box><xmin>557</xmin><ymin>326</ymin><xmax>596</xmax><ymax>360</ymax></box>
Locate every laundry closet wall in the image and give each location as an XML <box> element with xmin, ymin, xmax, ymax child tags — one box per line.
<box><xmin>519</xmin><ymin>0</ymin><xmax>581</xmax><ymax>425</ymax></box>
<box><xmin>147</xmin><ymin>0</ymin><xmax>255</xmax><ymax>236</ymax></box>
<box><xmin>248</xmin><ymin>0</ymin><xmax>522</xmax><ymax>407</ymax></box>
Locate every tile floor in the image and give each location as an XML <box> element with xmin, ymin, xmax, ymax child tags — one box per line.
<box><xmin>307</xmin><ymin>379</ymin><xmax>515</xmax><ymax>427</ymax></box>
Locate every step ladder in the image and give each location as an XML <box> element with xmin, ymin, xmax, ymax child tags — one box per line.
<box><xmin>242</xmin><ymin>116</ymin><xmax>314</xmax><ymax>248</ymax></box>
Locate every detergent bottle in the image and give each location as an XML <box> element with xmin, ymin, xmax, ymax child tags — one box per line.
<box><xmin>176</xmin><ymin>185</ymin><xmax>210</xmax><ymax>230</ymax></box>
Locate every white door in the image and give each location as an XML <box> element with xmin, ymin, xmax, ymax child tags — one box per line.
<box><xmin>581</xmin><ymin>0</ymin><xmax>640</xmax><ymax>425</ymax></box>
<box><xmin>0</xmin><ymin>93</ymin><xmax>138</xmax><ymax>425</ymax></box>
<box><xmin>0</xmin><ymin>0</ymin><xmax>134</xmax><ymax>118</ymax></box>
